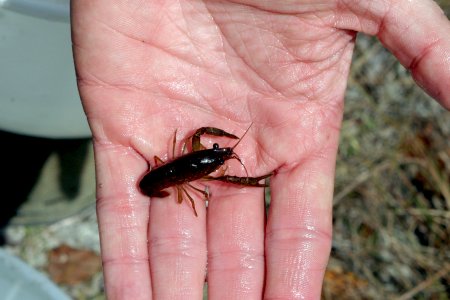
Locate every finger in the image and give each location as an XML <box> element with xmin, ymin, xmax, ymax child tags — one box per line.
<box><xmin>95</xmin><ymin>144</ymin><xmax>152</xmax><ymax>299</ymax></box>
<box><xmin>207</xmin><ymin>186</ymin><xmax>265</xmax><ymax>299</ymax></box>
<box><xmin>264</xmin><ymin>156</ymin><xmax>335</xmax><ymax>299</ymax></box>
<box><xmin>378</xmin><ymin>0</ymin><xmax>450</xmax><ymax>108</ymax></box>
<box><xmin>148</xmin><ymin>187</ymin><xmax>207</xmax><ymax>299</ymax></box>
<box><xmin>335</xmin><ymin>0</ymin><xmax>450</xmax><ymax>108</ymax></box>
<box><xmin>376</xmin><ymin>0</ymin><xmax>450</xmax><ymax>108</ymax></box>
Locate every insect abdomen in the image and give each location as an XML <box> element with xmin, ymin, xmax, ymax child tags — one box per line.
<box><xmin>138</xmin><ymin>148</ymin><xmax>227</xmax><ymax>197</ymax></box>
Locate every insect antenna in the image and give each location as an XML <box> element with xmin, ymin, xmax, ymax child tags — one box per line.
<box><xmin>231</xmin><ymin>122</ymin><xmax>253</xmax><ymax>150</ymax></box>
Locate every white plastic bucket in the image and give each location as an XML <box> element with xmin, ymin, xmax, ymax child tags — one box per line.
<box><xmin>0</xmin><ymin>0</ymin><xmax>90</xmax><ymax>138</ymax></box>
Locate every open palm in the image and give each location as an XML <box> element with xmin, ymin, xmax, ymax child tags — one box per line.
<box><xmin>71</xmin><ymin>0</ymin><xmax>450</xmax><ymax>299</ymax></box>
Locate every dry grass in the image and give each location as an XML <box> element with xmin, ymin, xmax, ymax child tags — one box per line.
<box><xmin>324</xmin><ymin>3</ymin><xmax>450</xmax><ymax>298</ymax></box>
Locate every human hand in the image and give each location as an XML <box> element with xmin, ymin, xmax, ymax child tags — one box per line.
<box><xmin>71</xmin><ymin>0</ymin><xmax>450</xmax><ymax>299</ymax></box>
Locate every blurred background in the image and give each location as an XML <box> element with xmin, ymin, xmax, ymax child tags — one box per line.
<box><xmin>0</xmin><ymin>1</ymin><xmax>100</xmax><ymax>299</ymax></box>
<box><xmin>0</xmin><ymin>1</ymin><xmax>449</xmax><ymax>299</ymax></box>
<box><xmin>325</xmin><ymin>1</ymin><xmax>450</xmax><ymax>298</ymax></box>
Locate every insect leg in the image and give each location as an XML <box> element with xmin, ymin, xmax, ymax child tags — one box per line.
<box><xmin>215</xmin><ymin>164</ymin><xmax>228</xmax><ymax>177</ymax></box>
<box><xmin>176</xmin><ymin>186</ymin><xmax>183</xmax><ymax>204</ymax></box>
<box><xmin>172</xmin><ymin>129</ymin><xmax>177</xmax><ymax>159</ymax></box>
<box><xmin>204</xmin><ymin>173</ymin><xmax>272</xmax><ymax>187</ymax></box>
<box><xmin>187</xmin><ymin>183</ymin><xmax>209</xmax><ymax>200</ymax></box>
<box><xmin>154</xmin><ymin>156</ymin><xmax>165</xmax><ymax>166</ymax></box>
<box><xmin>181</xmin><ymin>139</ymin><xmax>188</xmax><ymax>155</ymax></box>
<box><xmin>191</xmin><ymin>127</ymin><xmax>239</xmax><ymax>151</ymax></box>
<box><xmin>181</xmin><ymin>186</ymin><xmax>198</xmax><ymax>217</ymax></box>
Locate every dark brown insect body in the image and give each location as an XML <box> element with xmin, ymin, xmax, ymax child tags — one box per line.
<box><xmin>138</xmin><ymin>126</ymin><xmax>271</xmax><ymax>216</ymax></box>
<box><xmin>139</xmin><ymin>143</ymin><xmax>232</xmax><ymax>197</ymax></box>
